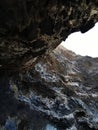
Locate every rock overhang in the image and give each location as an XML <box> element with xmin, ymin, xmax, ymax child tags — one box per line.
<box><xmin>0</xmin><ymin>0</ymin><xmax>98</xmax><ymax>70</ymax></box>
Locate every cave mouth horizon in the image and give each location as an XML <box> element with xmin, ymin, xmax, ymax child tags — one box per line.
<box><xmin>61</xmin><ymin>23</ymin><xmax>98</xmax><ymax>58</ymax></box>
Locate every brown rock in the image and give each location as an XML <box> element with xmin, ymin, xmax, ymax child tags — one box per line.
<box><xmin>0</xmin><ymin>0</ymin><xmax>98</xmax><ymax>70</ymax></box>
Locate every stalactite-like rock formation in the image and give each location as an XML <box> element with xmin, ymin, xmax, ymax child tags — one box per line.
<box><xmin>0</xmin><ymin>0</ymin><xmax>98</xmax><ymax>70</ymax></box>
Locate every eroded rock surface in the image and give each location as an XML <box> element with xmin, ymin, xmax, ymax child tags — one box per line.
<box><xmin>0</xmin><ymin>46</ymin><xmax>98</xmax><ymax>130</ymax></box>
<box><xmin>0</xmin><ymin>0</ymin><xmax>98</xmax><ymax>69</ymax></box>
<box><xmin>0</xmin><ymin>1</ymin><xmax>98</xmax><ymax>129</ymax></box>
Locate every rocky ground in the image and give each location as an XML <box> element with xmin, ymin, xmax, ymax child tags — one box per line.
<box><xmin>0</xmin><ymin>45</ymin><xmax>98</xmax><ymax>130</ymax></box>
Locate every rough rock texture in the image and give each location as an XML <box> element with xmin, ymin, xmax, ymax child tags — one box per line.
<box><xmin>0</xmin><ymin>0</ymin><xmax>98</xmax><ymax>70</ymax></box>
<box><xmin>0</xmin><ymin>46</ymin><xmax>98</xmax><ymax>130</ymax></box>
<box><xmin>0</xmin><ymin>1</ymin><xmax>98</xmax><ymax>130</ymax></box>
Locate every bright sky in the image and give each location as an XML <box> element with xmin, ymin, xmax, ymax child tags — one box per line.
<box><xmin>61</xmin><ymin>23</ymin><xmax>98</xmax><ymax>57</ymax></box>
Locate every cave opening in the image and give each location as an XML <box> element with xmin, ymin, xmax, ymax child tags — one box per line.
<box><xmin>0</xmin><ymin>1</ymin><xmax>98</xmax><ymax>130</ymax></box>
<box><xmin>61</xmin><ymin>23</ymin><xmax>98</xmax><ymax>57</ymax></box>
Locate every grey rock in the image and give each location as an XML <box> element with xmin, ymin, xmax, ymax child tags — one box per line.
<box><xmin>0</xmin><ymin>46</ymin><xmax>98</xmax><ymax>130</ymax></box>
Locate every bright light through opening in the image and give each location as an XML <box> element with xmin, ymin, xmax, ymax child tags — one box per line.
<box><xmin>61</xmin><ymin>23</ymin><xmax>98</xmax><ymax>57</ymax></box>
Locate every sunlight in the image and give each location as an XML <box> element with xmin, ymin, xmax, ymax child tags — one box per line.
<box><xmin>61</xmin><ymin>23</ymin><xmax>98</xmax><ymax>57</ymax></box>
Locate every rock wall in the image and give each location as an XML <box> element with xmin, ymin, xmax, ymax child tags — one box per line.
<box><xmin>0</xmin><ymin>46</ymin><xmax>98</xmax><ymax>130</ymax></box>
<box><xmin>0</xmin><ymin>1</ymin><xmax>98</xmax><ymax>130</ymax></box>
<box><xmin>0</xmin><ymin>0</ymin><xmax>98</xmax><ymax>70</ymax></box>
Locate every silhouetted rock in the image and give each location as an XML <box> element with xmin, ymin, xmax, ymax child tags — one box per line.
<box><xmin>0</xmin><ymin>0</ymin><xmax>98</xmax><ymax>70</ymax></box>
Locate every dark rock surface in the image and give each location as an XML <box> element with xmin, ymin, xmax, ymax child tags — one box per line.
<box><xmin>0</xmin><ymin>0</ymin><xmax>98</xmax><ymax>70</ymax></box>
<box><xmin>0</xmin><ymin>1</ymin><xmax>98</xmax><ymax>129</ymax></box>
<box><xmin>0</xmin><ymin>46</ymin><xmax>98</xmax><ymax>130</ymax></box>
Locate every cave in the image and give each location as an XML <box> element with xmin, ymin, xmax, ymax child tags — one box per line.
<box><xmin>0</xmin><ymin>0</ymin><xmax>98</xmax><ymax>130</ymax></box>
<box><xmin>61</xmin><ymin>23</ymin><xmax>98</xmax><ymax>57</ymax></box>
